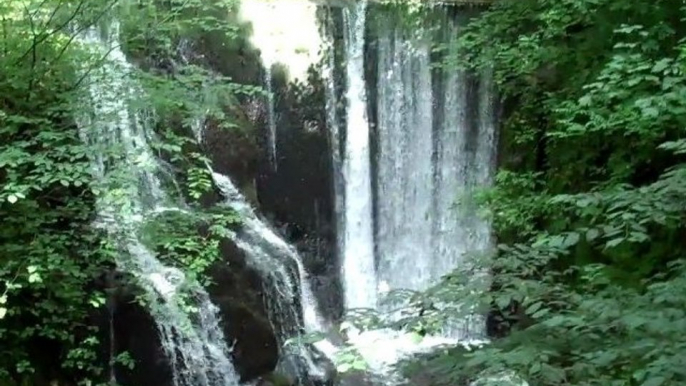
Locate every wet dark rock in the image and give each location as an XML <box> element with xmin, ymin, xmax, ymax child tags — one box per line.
<box><xmin>98</xmin><ymin>233</ymin><xmax>280</xmax><ymax>386</ymax></box>
<box><xmin>256</xmin><ymin>360</ymin><xmax>338</xmax><ymax>386</ymax></box>
<box><xmin>335</xmin><ymin>371</ymin><xmax>379</xmax><ymax>386</ymax></box>
<box><xmin>112</xmin><ymin>295</ymin><xmax>174</xmax><ymax>386</ymax></box>
<box><xmin>257</xmin><ymin>372</ymin><xmax>295</xmax><ymax>386</ymax></box>
<box><xmin>204</xmin><ymin>115</ymin><xmax>262</xmax><ymax>198</ymax></box>
<box><xmin>253</xmin><ymin>66</ymin><xmax>342</xmax><ymax>321</ymax></box>
<box><xmin>309</xmin><ymin>352</ymin><xmax>338</xmax><ymax>386</ymax></box>
<box><xmin>216</xmin><ymin>298</ymin><xmax>278</xmax><ymax>381</ymax></box>
<box><xmin>207</xmin><ymin>238</ymin><xmax>279</xmax><ymax>382</ymax></box>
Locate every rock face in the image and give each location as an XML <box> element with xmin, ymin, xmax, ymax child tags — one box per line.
<box><xmin>208</xmin><ymin>238</ymin><xmax>279</xmax><ymax>381</ymax></box>
<box><xmin>111</xmin><ymin>295</ymin><xmax>174</xmax><ymax>386</ymax></box>
<box><xmin>204</xmin><ymin>115</ymin><xmax>262</xmax><ymax>201</ymax></box>
<box><xmin>111</xmin><ymin>7</ymin><xmax>337</xmax><ymax>385</ymax></box>
<box><xmin>105</xmin><ymin>233</ymin><xmax>279</xmax><ymax>385</ymax></box>
<box><xmin>12</xmin><ymin>7</ymin><xmax>329</xmax><ymax>386</ymax></box>
<box><xmin>253</xmin><ymin>66</ymin><xmax>342</xmax><ymax>320</ymax></box>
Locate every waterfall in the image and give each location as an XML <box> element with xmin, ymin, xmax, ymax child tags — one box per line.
<box><xmin>375</xmin><ymin>15</ymin><xmax>436</xmax><ymax>297</ymax></box>
<box><xmin>322</xmin><ymin>6</ymin><xmax>346</xmax><ymax>316</ymax></box>
<box><xmin>325</xmin><ymin>3</ymin><xmax>497</xmax><ymax>376</ymax></box>
<box><xmin>264</xmin><ymin>65</ymin><xmax>278</xmax><ymax>169</ymax></box>
<box><xmin>77</xmin><ymin>24</ymin><xmax>241</xmax><ymax>386</ymax></box>
<box><xmin>209</xmin><ymin>170</ymin><xmax>331</xmax><ymax>382</ymax></box>
<box><xmin>340</xmin><ymin>0</ymin><xmax>377</xmax><ymax>311</ymax></box>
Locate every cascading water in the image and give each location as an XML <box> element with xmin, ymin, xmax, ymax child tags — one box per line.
<box><xmin>340</xmin><ymin>0</ymin><xmax>377</xmax><ymax>311</ymax></box>
<box><xmin>77</xmin><ymin>24</ymin><xmax>240</xmax><ymax>386</ymax></box>
<box><xmin>374</xmin><ymin>11</ymin><xmax>495</xmax><ymax>338</ymax></box>
<box><xmin>65</xmin><ymin>2</ymin><xmax>500</xmax><ymax>385</ymax></box>
<box><xmin>208</xmin><ymin>170</ymin><xmax>333</xmax><ymax>383</ymax></box>
<box><xmin>375</xmin><ymin>15</ymin><xmax>436</xmax><ymax>297</ymax></box>
<box><xmin>325</xmin><ymin>3</ymin><xmax>497</xmax><ymax>378</ymax></box>
<box><xmin>264</xmin><ymin>65</ymin><xmax>278</xmax><ymax>169</ymax></box>
<box><xmin>231</xmin><ymin>1</ymin><xmax>344</xmax><ymax>380</ymax></box>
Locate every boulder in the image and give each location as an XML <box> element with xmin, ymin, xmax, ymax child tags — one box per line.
<box><xmin>103</xmin><ymin>232</ymin><xmax>280</xmax><ymax>385</ymax></box>
<box><xmin>214</xmin><ymin>297</ymin><xmax>278</xmax><ymax>381</ymax></box>
<box><xmin>207</xmin><ymin>238</ymin><xmax>279</xmax><ymax>382</ymax></box>
<box><xmin>112</xmin><ymin>294</ymin><xmax>174</xmax><ymax>386</ymax></box>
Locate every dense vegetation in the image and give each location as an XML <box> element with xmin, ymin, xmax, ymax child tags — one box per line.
<box><xmin>4</xmin><ymin>0</ymin><xmax>686</xmax><ymax>385</ymax></box>
<box><xmin>0</xmin><ymin>0</ymin><xmax>251</xmax><ymax>384</ymax></box>
<box><xmin>398</xmin><ymin>0</ymin><xmax>686</xmax><ymax>385</ymax></box>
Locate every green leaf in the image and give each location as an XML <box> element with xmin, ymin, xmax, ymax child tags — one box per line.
<box><xmin>525</xmin><ymin>301</ymin><xmax>542</xmax><ymax>315</ymax></box>
<box><xmin>643</xmin><ymin>377</ymin><xmax>666</xmax><ymax>386</ymax></box>
<box><xmin>89</xmin><ymin>297</ymin><xmax>105</xmax><ymax>308</ymax></box>
<box><xmin>578</xmin><ymin>95</ymin><xmax>592</xmax><ymax>106</ymax></box>
<box><xmin>564</xmin><ymin>232</ymin><xmax>580</xmax><ymax>247</ymax></box>
<box><xmin>651</xmin><ymin>59</ymin><xmax>671</xmax><ymax>73</ymax></box>
<box><xmin>352</xmin><ymin>359</ymin><xmax>367</xmax><ymax>370</ymax></box>
<box><xmin>549</xmin><ymin>235</ymin><xmax>565</xmax><ymax>248</ymax></box>
<box><xmin>496</xmin><ymin>296</ymin><xmax>510</xmax><ymax>310</ymax></box>
<box><xmin>0</xmin><ymin>307</ymin><xmax>6</xmax><ymax>319</ymax></box>
<box><xmin>532</xmin><ymin>308</ymin><xmax>549</xmax><ymax>319</ymax></box>
<box><xmin>586</xmin><ymin>229</ymin><xmax>600</xmax><ymax>241</ymax></box>
<box><xmin>641</xmin><ymin>106</ymin><xmax>659</xmax><ymax>118</ymax></box>
<box><xmin>28</xmin><ymin>273</ymin><xmax>41</xmax><ymax>284</ymax></box>
<box><xmin>605</xmin><ymin>238</ymin><xmax>624</xmax><ymax>249</ymax></box>
<box><xmin>530</xmin><ymin>362</ymin><xmax>541</xmax><ymax>374</ymax></box>
<box><xmin>6</xmin><ymin>194</ymin><xmax>18</xmax><ymax>204</ymax></box>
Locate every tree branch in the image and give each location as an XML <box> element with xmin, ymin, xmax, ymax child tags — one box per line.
<box><xmin>39</xmin><ymin>0</ymin><xmax>66</xmax><ymax>32</ymax></box>
<box><xmin>68</xmin><ymin>44</ymin><xmax>119</xmax><ymax>93</ymax></box>
<box><xmin>23</xmin><ymin>3</ymin><xmax>38</xmax><ymax>103</ymax></box>
<box><xmin>14</xmin><ymin>0</ymin><xmax>88</xmax><ymax>65</ymax></box>
<box><xmin>50</xmin><ymin>0</ymin><xmax>119</xmax><ymax>65</ymax></box>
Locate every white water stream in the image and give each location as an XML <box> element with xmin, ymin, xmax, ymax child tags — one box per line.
<box><xmin>326</xmin><ymin>3</ymin><xmax>497</xmax><ymax>380</ymax></box>
<box><xmin>209</xmin><ymin>169</ymin><xmax>333</xmax><ymax>382</ymax></box>
<box><xmin>77</xmin><ymin>24</ymin><xmax>241</xmax><ymax>386</ymax></box>
<box><xmin>340</xmin><ymin>0</ymin><xmax>378</xmax><ymax>311</ymax></box>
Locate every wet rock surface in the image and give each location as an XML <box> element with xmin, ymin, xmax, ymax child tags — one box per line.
<box><xmin>102</xmin><ymin>235</ymin><xmax>281</xmax><ymax>385</ymax></box>
<box><xmin>208</xmin><ymin>238</ymin><xmax>280</xmax><ymax>382</ymax></box>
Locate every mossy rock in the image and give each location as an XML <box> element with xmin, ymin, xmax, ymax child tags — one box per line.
<box><xmin>259</xmin><ymin>372</ymin><xmax>294</xmax><ymax>386</ymax></box>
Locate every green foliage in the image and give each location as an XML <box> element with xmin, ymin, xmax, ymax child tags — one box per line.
<box><xmin>0</xmin><ymin>1</ymin><xmax>117</xmax><ymax>383</ymax></box>
<box><xmin>115</xmin><ymin>0</ymin><xmax>263</xmax><ymax>205</ymax></box>
<box><xmin>333</xmin><ymin>345</ymin><xmax>369</xmax><ymax>373</ymax></box>
<box><xmin>394</xmin><ymin>0</ymin><xmax>686</xmax><ymax>385</ymax></box>
<box><xmin>139</xmin><ymin>208</ymin><xmax>240</xmax><ymax>283</ymax></box>
<box><xmin>261</xmin><ymin>372</ymin><xmax>294</xmax><ymax>386</ymax></box>
<box><xmin>118</xmin><ymin>0</ymin><xmax>263</xmax><ymax>135</ymax></box>
<box><xmin>0</xmin><ymin>0</ymin><xmax>253</xmax><ymax>384</ymax></box>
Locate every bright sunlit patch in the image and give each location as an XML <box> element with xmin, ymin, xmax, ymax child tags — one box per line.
<box><xmin>239</xmin><ymin>0</ymin><xmax>323</xmax><ymax>82</ymax></box>
<box><xmin>344</xmin><ymin>323</ymin><xmax>488</xmax><ymax>384</ymax></box>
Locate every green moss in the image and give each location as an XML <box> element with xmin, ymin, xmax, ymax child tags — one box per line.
<box><xmin>261</xmin><ymin>372</ymin><xmax>293</xmax><ymax>386</ymax></box>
